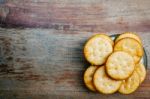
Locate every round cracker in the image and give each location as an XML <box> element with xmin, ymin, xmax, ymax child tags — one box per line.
<box><xmin>115</xmin><ymin>32</ymin><xmax>142</xmax><ymax>44</ymax></box>
<box><xmin>84</xmin><ymin>66</ymin><xmax>98</xmax><ymax>91</ymax></box>
<box><xmin>114</xmin><ymin>38</ymin><xmax>143</xmax><ymax>63</ymax></box>
<box><xmin>84</xmin><ymin>34</ymin><xmax>113</xmax><ymax>65</ymax></box>
<box><xmin>135</xmin><ymin>63</ymin><xmax>146</xmax><ymax>83</ymax></box>
<box><xmin>118</xmin><ymin>71</ymin><xmax>140</xmax><ymax>94</ymax></box>
<box><xmin>93</xmin><ymin>66</ymin><xmax>122</xmax><ymax>94</ymax></box>
<box><xmin>106</xmin><ymin>51</ymin><xmax>135</xmax><ymax>80</ymax></box>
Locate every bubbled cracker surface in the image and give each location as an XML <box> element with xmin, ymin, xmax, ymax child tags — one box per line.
<box><xmin>85</xmin><ymin>36</ymin><xmax>113</xmax><ymax>65</ymax></box>
<box><xmin>106</xmin><ymin>51</ymin><xmax>134</xmax><ymax>80</ymax></box>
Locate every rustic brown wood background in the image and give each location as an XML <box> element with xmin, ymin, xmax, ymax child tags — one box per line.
<box><xmin>0</xmin><ymin>0</ymin><xmax>150</xmax><ymax>98</ymax></box>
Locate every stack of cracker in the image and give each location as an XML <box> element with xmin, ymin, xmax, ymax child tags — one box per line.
<box><xmin>83</xmin><ymin>32</ymin><xmax>146</xmax><ymax>94</ymax></box>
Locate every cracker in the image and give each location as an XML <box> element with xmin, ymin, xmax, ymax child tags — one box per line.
<box><xmin>135</xmin><ymin>63</ymin><xmax>146</xmax><ymax>83</ymax></box>
<box><xmin>115</xmin><ymin>32</ymin><xmax>142</xmax><ymax>44</ymax></box>
<box><xmin>84</xmin><ymin>34</ymin><xmax>113</xmax><ymax>65</ymax></box>
<box><xmin>93</xmin><ymin>66</ymin><xmax>122</xmax><ymax>94</ymax></box>
<box><xmin>114</xmin><ymin>38</ymin><xmax>143</xmax><ymax>63</ymax></box>
<box><xmin>118</xmin><ymin>71</ymin><xmax>140</xmax><ymax>94</ymax></box>
<box><xmin>106</xmin><ymin>51</ymin><xmax>135</xmax><ymax>80</ymax></box>
<box><xmin>84</xmin><ymin>66</ymin><xmax>98</xmax><ymax>91</ymax></box>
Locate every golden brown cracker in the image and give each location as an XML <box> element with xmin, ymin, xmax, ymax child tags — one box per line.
<box><xmin>84</xmin><ymin>66</ymin><xmax>98</xmax><ymax>91</ymax></box>
<box><xmin>106</xmin><ymin>51</ymin><xmax>135</xmax><ymax>80</ymax></box>
<box><xmin>93</xmin><ymin>66</ymin><xmax>122</xmax><ymax>94</ymax></box>
<box><xmin>84</xmin><ymin>34</ymin><xmax>113</xmax><ymax>65</ymax></box>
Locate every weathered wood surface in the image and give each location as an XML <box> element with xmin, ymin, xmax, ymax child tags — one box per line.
<box><xmin>0</xmin><ymin>29</ymin><xmax>150</xmax><ymax>99</ymax></box>
<box><xmin>0</xmin><ymin>0</ymin><xmax>150</xmax><ymax>32</ymax></box>
<box><xmin>0</xmin><ymin>0</ymin><xmax>150</xmax><ymax>99</ymax></box>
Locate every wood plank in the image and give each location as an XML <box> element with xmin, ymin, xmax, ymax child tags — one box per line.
<box><xmin>0</xmin><ymin>0</ymin><xmax>150</xmax><ymax>32</ymax></box>
<box><xmin>0</xmin><ymin>28</ymin><xmax>150</xmax><ymax>98</ymax></box>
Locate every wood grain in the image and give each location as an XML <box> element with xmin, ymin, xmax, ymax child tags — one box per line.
<box><xmin>0</xmin><ymin>0</ymin><xmax>150</xmax><ymax>32</ymax></box>
<box><xmin>0</xmin><ymin>0</ymin><xmax>150</xmax><ymax>98</ymax></box>
<box><xmin>0</xmin><ymin>28</ymin><xmax>150</xmax><ymax>98</ymax></box>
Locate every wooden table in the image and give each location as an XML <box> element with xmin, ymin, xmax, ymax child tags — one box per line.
<box><xmin>0</xmin><ymin>0</ymin><xmax>150</xmax><ymax>98</ymax></box>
